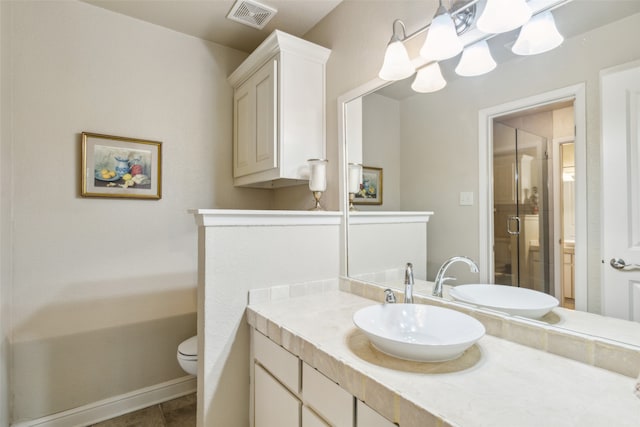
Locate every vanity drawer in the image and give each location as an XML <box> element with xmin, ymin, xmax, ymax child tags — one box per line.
<box><xmin>302</xmin><ymin>406</ymin><xmax>330</xmax><ymax>427</ymax></box>
<box><xmin>302</xmin><ymin>362</ymin><xmax>354</xmax><ymax>426</ymax></box>
<box><xmin>254</xmin><ymin>330</ymin><xmax>300</xmax><ymax>393</ymax></box>
<box><xmin>255</xmin><ymin>363</ymin><xmax>300</xmax><ymax>427</ymax></box>
<box><xmin>356</xmin><ymin>400</ymin><xmax>395</xmax><ymax>427</ymax></box>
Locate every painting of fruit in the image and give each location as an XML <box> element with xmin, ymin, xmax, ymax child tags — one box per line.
<box><xmin>81</xmin><ymin>132</ymin><xmax>162</xmax><ymax>199</ymax></box>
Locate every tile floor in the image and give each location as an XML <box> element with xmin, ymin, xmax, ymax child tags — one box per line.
<box><xmin>90</xmin><ymin>393</ymin><xmax>196</xmax><ymax>427</ymax></box>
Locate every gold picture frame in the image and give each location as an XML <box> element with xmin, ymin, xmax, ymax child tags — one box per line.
<box><xmin>354</xmin><ymin>166</ymin><xmax>383</xmax><ymax>205</ymax></box>
<box><xmin>81</xmin><ymin>132</ymin><xmax>162</xmax><ymax>199</ymax></box>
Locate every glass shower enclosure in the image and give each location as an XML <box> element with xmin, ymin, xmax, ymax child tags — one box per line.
<box><xmin>492</xmin><ymin>122</ymin><xmax>551</xmax><ymax>293</ymax></box>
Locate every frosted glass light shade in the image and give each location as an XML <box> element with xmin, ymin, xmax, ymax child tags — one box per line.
<box><xmin>348</xmin><ymin>163</ymin><xmax>363</xmax><ymax>194</ymax></box>
<box><xmin>455</xmin><ymin>40</ymin><xmax>497</xmax><ymax>77</ymax></box>
<box><xmin>477</xmin><ymin>0</ymin><xmax>532</xmax><ymax>34</ymax></box>
<box><xmin>411</xmin><ymin>63</ymin><xmax>447</xmax><ymax>93</ymax></box>
<box><xmin>419</xmin><ymin>6</ymin><xmax>463</xmax><ymax>61</ymax></box>
<box><xmin>512</xmin><ymin>11</ymin><xmax>564</xmax><ymax>56</ymax></box>
<box><xmin>308</xmin><ymin>159</ymin><xmax>327</xmax><ymax>192</ymax></box>
<box><xmin>379</xmin><ymin>40</ymin><xmax>415</xmax><ymax>80</ymax></box>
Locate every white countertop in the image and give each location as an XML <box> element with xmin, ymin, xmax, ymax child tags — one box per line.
<box><xmin>248</xmin><ymin>290</ymin><xmax>640</xmax><ymax>427</ymax></box>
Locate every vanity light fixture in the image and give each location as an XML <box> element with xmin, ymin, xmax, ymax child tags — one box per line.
<box><xmin>411</xmin><ymin>62</ymin><xmax>447</xmax><ymax>93</ymax></box>
<box><xmin>455</xmin><ymin>39</ymin><xmax>496</xmax><ymax>76</ymax></box>
<box><xmin>476</xmin><ymin>0</ymin><xmax>532</xmax><ymax>34</ymax></box>
<box><xmin>377</xmin><ymin>0</ymin><xmax>567</xmax><ymax>95</ymax></box>
<box><xmin>419</xmin><ymin>0</ymin><xmax>463</xmax><ymax>61</ymax></box>
<box><xmin>512</xmin><ymin>11</ymin><xmax>564</xmax><ymax>56</ymax></box>
<box><xmin>379</xmin><ymin>20</ymin><xmax>415</xmax><ymax>81</ymax></box>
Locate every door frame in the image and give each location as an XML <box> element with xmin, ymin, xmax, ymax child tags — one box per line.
<box><xmin>478</xmin><ymin>83</ymin><xmax>587</xmax><ymax>310</ymax></box>
<box><xmin>552</xmin><ymin>136</ymin><xmax>576</xmax><ymax>302</ymax></box>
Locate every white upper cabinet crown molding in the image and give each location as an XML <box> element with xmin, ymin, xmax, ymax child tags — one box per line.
<box><xmin>228</xmin><ymin>30</ymin><xmax>331</xmax><ymax>88</ymax></box>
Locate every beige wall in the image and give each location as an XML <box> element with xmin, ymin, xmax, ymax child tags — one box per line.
<box><xmin>362</xmin><ymin>93</ymin><xmax>401</xmax><ymax>211</ymax></box>
<box><xmin>0</xmin><ymin>1</ymin><xmax>9</xmax><ymax>425</ymax></box>
<box><xmin>1</xmin><ymin>0</ymin><xmax>274</xmax><ymax>422</ymax></box>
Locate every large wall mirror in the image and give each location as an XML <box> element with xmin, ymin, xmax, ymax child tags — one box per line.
<box><xmin>340</xmin><ymin>0</ymin><xmax>640</xmax><ymax>348</ymax></box>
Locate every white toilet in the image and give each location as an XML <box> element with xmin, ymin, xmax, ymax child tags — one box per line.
<box><xmin>177</xmin><ymin>335</ymin><xmax>198</xmax><ymax>376</ymax></box>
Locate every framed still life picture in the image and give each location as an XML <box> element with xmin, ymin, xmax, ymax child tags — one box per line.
<box><xmin>354</xmin><ymin>166</ymin><xmax>383</xmax><ymax>205</ymax></box>
<box><xmin>81</xmin><ymin>132</ymin><xmax>162</xmax><ymax>199</ymax></box>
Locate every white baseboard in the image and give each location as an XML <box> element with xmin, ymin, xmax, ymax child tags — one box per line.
<box><xmin>11</xmin><ymin>376</ymin><xmax>197</xmax><ymax>427</ymax></box>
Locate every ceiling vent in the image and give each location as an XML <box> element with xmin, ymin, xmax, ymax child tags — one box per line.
<box><xmin>227</xmin><ymin>0</ymin><xmax>277</xmax><ymax>30</ymax></box>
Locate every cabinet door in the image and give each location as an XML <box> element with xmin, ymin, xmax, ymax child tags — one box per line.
<box><xmin>302</xmin><ymin>406</ymin><xmax>329</xmax><ymax>427</ymax></box>
<box><xmin>563</xmin><ymin>252</ymin><xmax>574</xmax><ymax>298</ymax></box>
<box><xmin>302</xmin><ymin>363</ymin><xmax>353</xmax><ymax>427</ymax></box>
<box><xmin>233</xmin><ymin>79</ymin><xmax>254</xmax><ymax>177</ymax></box>
<box><xmin>255</xmin><ymin>363</ymin><xmax>300</xmax><ymax>427</ymax></box>
<box><xmin>356</xmin><ymin>400</ymin><xmax>395</xmax><ymax>427</ymax></box>
<box><xmin>233</xmin><ymin>58</ymin><xmax>277</xmax><ymax>178</ymax></box>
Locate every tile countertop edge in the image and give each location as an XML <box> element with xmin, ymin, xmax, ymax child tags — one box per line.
<box><xmin>246</xmin><ymin>303</ymin><xmax>443</xmax><ymax>426</ymax></box>
<box><xmin>246</xmin><ymin>291</ymin><xmax>640</xmax><ymax>427</ymax></box>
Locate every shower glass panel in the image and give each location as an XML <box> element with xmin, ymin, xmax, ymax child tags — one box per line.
<box><xmin>493</xmin><ymin>123</ymin><xmax>549</xmax><ymax>292</ymax></box>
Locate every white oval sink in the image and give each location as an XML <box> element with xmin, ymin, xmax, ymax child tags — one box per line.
<box><xmin>352</xmin><ymin>304</ymin><xmax>485</xmax><ymax>362</ymax></box>
<box><xmin>449</xmin><ymin>284</ymin><xmax>559</xmax><ymax>318</ymax></box>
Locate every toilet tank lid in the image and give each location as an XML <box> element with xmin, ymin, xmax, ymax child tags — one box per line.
<box><xmin>178</xmin><ymin>336</ymin><xmax>198</xmax><ymax>356</ymax></box>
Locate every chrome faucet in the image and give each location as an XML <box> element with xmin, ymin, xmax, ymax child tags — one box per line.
<box><xmin>404</xmin><ymin>262</ymin><xmax>414</xmax><ymax>303</ymax></box>
<box><xmin>433</xmin><ymin>256</ymin><xmax>479</xmax><ymax>297</ymax></box>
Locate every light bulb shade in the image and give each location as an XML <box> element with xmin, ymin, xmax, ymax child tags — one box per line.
<box><xmin>348</xmin><ymin>163</ymin><xmax>363</xmax><ymax>194</ymax></box>
<box><xmin>419</xmin><ymin>6</ymin><xmax>463</xmax><ymax>61</ymax></box>
<box><xmin>455</xmin><ymin>40</ymin><xmax>497</xmax><ymax>77</ymax></box>
<box><xmin>379</xmin><ymin>40</ymin><xmax>415</xmax><ymax>81</ymax></box>
<box><xmin>476</xmin><ymin>0</ymin><xmax>532</xmax><ymax>34</ymax></box>
<box><xmin>512</xmin><ymin>11</ymin><xmax>564</xmax><ymax>56</ymax></box>
<box><xmin>308</xmin><ymin>159</ymin><xmax>327</xmax><ymax>192</ymax></box>
<box><xmin>411</xmin><ymin>62</ymin><xmax>447</xmax><ymax>93</ymax></box>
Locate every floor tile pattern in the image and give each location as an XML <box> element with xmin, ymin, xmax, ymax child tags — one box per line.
<box><xmin>90</xmin><ymin>393</ymin><xmax>196</xmax><ymax>427</ymax></box>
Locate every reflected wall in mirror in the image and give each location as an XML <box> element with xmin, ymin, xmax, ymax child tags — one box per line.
<box><xmin>342</xmin><ymin>1</ymin><xmax>640</xmax><ymax>346</ymax></box>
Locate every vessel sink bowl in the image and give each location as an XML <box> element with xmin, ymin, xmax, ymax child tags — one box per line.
<box><xmin>352</xmin><ymin>304</ymin><xmax>485</xmax><ymax>362</ymax></box>
<box><xmin>449</xmin><ymin>284</ymin><xmax>559</xmax><ymax>318</ymax></box>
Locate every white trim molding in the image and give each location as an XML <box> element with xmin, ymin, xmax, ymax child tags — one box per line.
<box><xmin>348</xmin><ymin>211</ymin><xmax>434</xmax><ymax>225</ymax></box>
<box><xmin>190</xmin><ymin>209</ymin><xmax>342</xmax><ymax>227</ymax></box>
<box><xmin>11</xmin><ymin>376</ymin><xmax>196</xmax><ymax>427</ymax></box>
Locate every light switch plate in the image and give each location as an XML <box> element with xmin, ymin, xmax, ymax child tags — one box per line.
<box><xmin>460</xmin><ymin>192</ymin><xmax>474</xmax><ymax>206</ymax></box>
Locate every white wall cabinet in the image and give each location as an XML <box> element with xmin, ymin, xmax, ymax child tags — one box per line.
<box><xmin>228</xmin><ymin>30</ymin><xmax>330</xmax><ymax>188</ymax></box>
<box><xmin>252</xmin><ymin>329</ymin><xmax>396</xmax><ymax>427</ymax></box>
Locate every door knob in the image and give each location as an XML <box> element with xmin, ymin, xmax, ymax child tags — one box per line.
<box><xmin>609</xmin><ymin>258</ymin><xmax>640</xmax><ymax>271</ymax></box>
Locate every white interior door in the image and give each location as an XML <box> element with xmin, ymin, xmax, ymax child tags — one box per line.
<box><xmin>602</xmin><ymin>61</ymin><xmax>640</xmax><ymax>321</ymax></box>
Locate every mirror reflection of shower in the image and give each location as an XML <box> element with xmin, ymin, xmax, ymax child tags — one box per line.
<box><xmin>491</xmin><ymin>101</ymin><xmax>576</xmax><ymax>309</ymax></box>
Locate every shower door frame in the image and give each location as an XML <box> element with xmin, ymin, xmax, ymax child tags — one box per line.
<box><xmin>478</xmin><ymin>84</ymin><xmax>587</xmax><ymax>310</ymax></box>
<box><xmin>493</xmin><ymin>124</ymin><xmax>549</xmax><ymax>291</ymax></box>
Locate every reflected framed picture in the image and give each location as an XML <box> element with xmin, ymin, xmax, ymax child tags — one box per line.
<box><xmin>81</xmin><ymin>132</ymin><xmax>162</xmax><ymax>199</ymax></box>
<box><xmin>354</xmin><ymin>166</ymin><xmax>382</xmax><ymax>205</ymax></box>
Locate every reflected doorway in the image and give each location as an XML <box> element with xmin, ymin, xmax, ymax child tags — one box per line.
<box><xmin>491</xmin><ymin>101</ymin><xmax>576</xmax><ymax>309</ymax></box>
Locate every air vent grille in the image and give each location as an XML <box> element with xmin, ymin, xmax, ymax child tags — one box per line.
<box><xmin>227</xmin><ymin>0</ymin><xmax>277</xmax><ymax>30</ymax></box>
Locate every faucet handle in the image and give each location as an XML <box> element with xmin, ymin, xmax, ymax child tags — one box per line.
<box><xmin>384</xmin><ymin>288</ymin><xmax>397</xmax><ymax>304</ymax></box>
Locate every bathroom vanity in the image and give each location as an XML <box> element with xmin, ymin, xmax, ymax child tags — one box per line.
<box><xmin>247</xmin><ymin>282</ymin><xmax>640</xmax><ymax>427</ymax></box>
